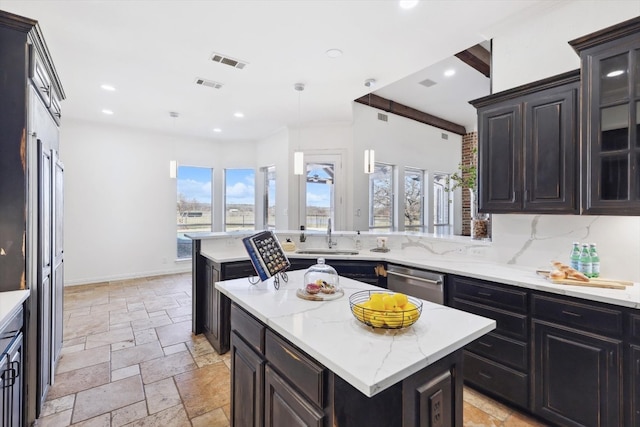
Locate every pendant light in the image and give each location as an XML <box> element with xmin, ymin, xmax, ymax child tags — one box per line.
<box><xmin>169</xmin><ymin>111</ymin><xmax>179</xmax><ymax>178</ymax></box>
<box><xmin>294</xmin><ymin>83</ymin><xmax>305</xmax><ymax>175</ymax></box>
<box><xmin>364</xmin><ymin>87</ymin><xmax>376</xmax><ymax>174</ymax></box>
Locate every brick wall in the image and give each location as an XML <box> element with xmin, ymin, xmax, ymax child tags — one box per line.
<box><xmin>461</xmin><ymin>131</ymin><xmax>478</xmax><ymax>236</ymax></box>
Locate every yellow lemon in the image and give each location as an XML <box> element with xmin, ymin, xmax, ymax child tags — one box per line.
<box><xmin>393</xmin><ymin>293</ymin><xmax>409</xmax><ymax>308</ymax></box>
<box><xmin>384</xmin><ymin>311</ymin><xmax>403</xmax><ymax>328</ymax></box>
<box><xmin>368</xmin><ymin>298</ymin><xmax>385</xmax><ymax>312</ymax></box>
<box><xmin>369</xmin><ymin>314</ymin><xmax>385</xmax><ymax>328</ymax></box>
<box><xmin>369</xmin><ymin>293</ymin><xmax>385</xmax><ymax>304</ymax></box>
<box><xmin>382</xmin><ymin>295</ymin><xmax>398</xmax><ymax>311</ymax></box>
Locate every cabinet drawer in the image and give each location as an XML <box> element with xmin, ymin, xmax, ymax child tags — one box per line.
<box><xmin>450</xmin><ymin>276</ymin><xmax>527</xmax><ymax>313</ymax></box>
<box><xmin>0</xmin><ymin>306</ymin><xmax>23</xmax><ymax>354</ymax></box>
<box><xmin>466</xmin><ymin>332</ymin><xmax>528</xmax><ymax>371</ymax></box>
<box><xmin>452</xmin><ymin>298</ymin><xmax>528</xmax><ymax>340</ymax></box>
<box><xmin>223</xmin><ymin>261</ymin><xmax>257</xmax><ymax>280</ymax></box>
<box><xmin>628</xmin><ymin>313</ymin><xmax>640</xmax><ymax>344</ymax></box>
<box><xmin>532</xmin><ymin>294</ymin><xmax>622</xmax><ymax>337</ymax></box>
<box><xmin>463</xmin><ymin>351</ymin><xmax>529</xmax><ymax>409</ymax></box>
<box><xmin>230</xmin><ymin>304</ymin><xmax>264</xmax><ymax>354</ymax></box>
<box><xmin>265</xmin><ymin>330</ymin><xmax>325</xmax><ymax>407</ymax></box>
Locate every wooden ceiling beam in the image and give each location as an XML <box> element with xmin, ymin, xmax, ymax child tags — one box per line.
<box><xmin>354</xmin><ymin>93</ymin><xmax>467</xmax><ymax>135</ymax></box>
<box><xmin>455</xmin><ymin>44</ymin><xmax>490</xmax><ymax>78</ymax></box>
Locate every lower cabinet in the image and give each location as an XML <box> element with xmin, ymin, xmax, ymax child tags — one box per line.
<box><xmin>0</xmin><ymin>305</ymin><xmax>24</xmax><ymax>427</ymax></box>
<box><xmin>629</xmin><ymin>345</ymin><xmax>640</xmax><ymax>426</ymax></box>
<box><xmin>230</xmin><ymin>302</ymin><xmax>463</xmax><ymax>427</ymax></box>
<box><xmin>532</xmin><ymin>320</ymin><xmax>622</xmax><ymax>427</ymax></box>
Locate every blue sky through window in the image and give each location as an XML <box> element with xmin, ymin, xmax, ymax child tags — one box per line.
<box><xmin>177</xmin><ymin>166</ymin><xmax>212</xmax><ymax>203</ymax></box>
<box><xmin>225</xmin><ymin>169</ymin><xmax>255</xmax><ymax>205</ymax></box>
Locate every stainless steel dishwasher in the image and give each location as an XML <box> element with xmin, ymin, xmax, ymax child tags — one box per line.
<box><xmin>386</xmin><ymin>264</ymin><xmax>445</xmax><ymax>304</ymax></box>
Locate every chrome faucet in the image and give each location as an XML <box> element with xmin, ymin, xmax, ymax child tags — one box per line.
<box><xmin>327</xmin><ymin>218</ymin><xmax>336</xmax><ymax>248</ymax></box>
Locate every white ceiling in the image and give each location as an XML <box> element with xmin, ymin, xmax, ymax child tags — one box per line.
<box><xmin>0</xmin><ymin>0</ymin><xmax>545</xmax><ymax>140</ymax></box>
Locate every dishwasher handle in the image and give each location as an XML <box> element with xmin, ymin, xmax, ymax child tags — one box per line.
<box><xmin>386</xmin><ymin>270</ymin><xmax>443</xmax><ymax>286</ymax></box>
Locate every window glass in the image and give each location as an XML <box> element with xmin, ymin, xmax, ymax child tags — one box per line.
<box><xmin>305</xmin><ymin>162</ymin><xmax>334</xmax><ymax>231</ymax></box>
<box><xmin>369</xmin><ymin>164</ymin><xmax>394</xmax><ymax>231</ymax></box>
<box><xmin>404</xmin><ymin>168</ymin><xmax>424</xmax><ymax>231</ymax></box>
<box><xmin>433</xmin><ymin>173</ymin><xmax>452</xmax><ymax>234</ymax></box>
<box><xmin>224</xmin><ymin>169</ymin><xmax>255</xmax><ymax>231</ymax></box>
<box><xmin>264</xmin><ymin>166</ymin><xmax>276</xmax><ymax>229</ymax></box>
<box><xmin>600</xmin><ymin>53</ymin><xmax>628</xmax><ymax>105</ymax></box>
<box><xmin>176</xmin><ymin>166</ymin><xmax>213</xmax><ymax>259</ymax></box>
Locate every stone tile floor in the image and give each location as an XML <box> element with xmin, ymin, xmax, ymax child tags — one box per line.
<box><xmin>35</xmin><ymin>273</ymin><xmax>547</xmax><ymax>427</ymax></box>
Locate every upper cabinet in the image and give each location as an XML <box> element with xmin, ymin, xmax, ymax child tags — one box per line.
<box><xmin>471</xmin><ymin>71</ymin><xmax>580</xmax><ymax>214</ymax></box>
<box><xmin>570</xmin><ymin>17</ymin><xmax>640</xmax><ymax>215</ymax></box>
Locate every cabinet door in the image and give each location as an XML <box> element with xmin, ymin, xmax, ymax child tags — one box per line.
<box><xmin>581</xmin><ymin>31</ymin><xmax>640</xmax><ymax>214</ymax></box>
<box><xmin>629</xmin><ymin>345</ymin><xmax>640</xmax><ymax>426</ymax></box>
<box><xmin>523</xmin><ymin>83</ymin><xmax>579</xmax><ymax>213</ymax></box>
<box><xmin>478</xmin><ymin>102</ymin><xmax>522</xmax><ymax>212</ymax></box>
<box><xmin>264</xmin><ymin>365</ymin><xmax>325</xmax><ymax>427</ymax></box>
<box><xmin>533</xmin><ymin>320</ymin><xmax>622</xmax><ymax>426</ymax></box>
<box><xmin>230</xmin><ymin>332</ymin><xmax>265</xmax><ymax>427</ymax></box>
<box><xmin>7</xmin><ymin>334</ymin><xmax>23</xmax><ymax>427</ymax></box>
<box><xmin>0</xmin><ymin>353</ymin><xmax>7</xmax><ymax>426</ymax></box>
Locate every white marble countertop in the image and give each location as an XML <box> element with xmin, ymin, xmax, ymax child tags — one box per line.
<box><xmin>0</xmin><ymin>290</ymin><xmax>29</xmax><ymax>329</ymax></box>
<box><xmin>216</xmin><ymin>270</ymin><xmax>495</xmax><ymax>397</ymax></box>
<box><xmin>202</xmin><ymin>246</ymin><xmax>640</xmax><ymax>309</ymax></box>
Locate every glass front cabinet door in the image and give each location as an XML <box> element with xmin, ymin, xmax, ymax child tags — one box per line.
<box><xmin>571</xmin><ymin>17</ymin><xmax>640</xmax><ymax>214</ymax></box>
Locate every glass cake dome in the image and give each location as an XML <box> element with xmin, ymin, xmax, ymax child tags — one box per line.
<box><xmin>303</xmin><ymin>258</ymin><xmax>340</xmax><ymax>295</ymax></box>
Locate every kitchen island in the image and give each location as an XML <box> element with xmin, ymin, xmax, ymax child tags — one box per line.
<box><xmin>216</xmin><ymin>270</ymin><xmax>495</xmax><ymax>426</ymax></box>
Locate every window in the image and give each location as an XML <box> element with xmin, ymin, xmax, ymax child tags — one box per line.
<box><xmin>433</xmin><ymin>172</ymin><xmax>452</xmax><ymax>234</ymax></box>
<box><xmin>263</xmin><ymin>166</ymin><xmax>276</xmax><ymax>229</ymax></box>
<box><xmin>176</xmin><ymin>166</ymin><xmax>213</xmax><ymax>259</ymax></box>
<box><xmin>369</xmin><ymin>163</ymin><xmax>394</xmax><ymax>231</ymax></box>
<box><xmin>224</xmin><ymin>169</ymin><xmax>256</xmax><ymax>231</ymax></box>
<box><xmin>404</xmin><ymin>168</ymin><xmax>425</xmax><ymax>231</ymax></box>
<box><xmin>304</xmin><ymin>162</ymin><xmax>334</xmax><ymax>231</ymax></box>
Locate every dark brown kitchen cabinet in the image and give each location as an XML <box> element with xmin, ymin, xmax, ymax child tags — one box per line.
<box><xmin>0</xmin><ymin>10</ymin><xmax>65</xmax><ymax>425</ymax></box>
<box><xmin>447</xmin><ymin>275</ymin><xmax>530</xmax><ymax>410</ymax></box>
<box><xmin>570</xmin><ymin>17</ymin><xmax>640</xmax><ymax>214</ymax></box>
<box><xmin>628</xmin><ymin>344</ymin><xmax>640</xmax><ymax>426</ymax></box>
<box><xmin>471</xmin><ymin>70</ymin><xmax>580</xmax><ymax>214</ymax></box>
<box><xmin>532</xmin><ymin>294</ymin><xmax>623</xmax><ymax>427</ymax></box>
<box><xmin>532</xmin><ymin>320</ymin><xmax>622</xmax><ymax>427</ymax></box>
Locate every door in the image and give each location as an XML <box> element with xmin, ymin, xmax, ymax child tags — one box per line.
<box><xmin>264</xmin><ymin>365</ymin><xmax>324</xmax><ymax>427</ymax></box>
<box><xmin>37</xmin><ymin>141</ymin><xmax>53</xmax><ymax>405</ymax></box>
<box><xmin>533</xmin><ymin>320</ymin><xmax>622</xmax><ymax>426</ymax></box>
<box><xmin>523</xmin><ymin>83</ymin><xmax>579</xmax><ymax>213</ymax></box>
<box><xmin>478</xmin><ymin>103</ymin><xmax>522</xmax><ymax>213</ymax></box>
<box><xmin>298</xmin><ymin>152</ymin><xmax>344</xmax><ymax>232</ymax></box>
<box><xmin>51</xmin><ymin>151</ymin><xmax>64</xmax><ymax>367</ymax></box>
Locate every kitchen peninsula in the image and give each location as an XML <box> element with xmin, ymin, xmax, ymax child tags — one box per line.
<box><xmin>216</xmin><ymin>270</ymin><xmax>495</xmax><ymax>426</ymax></box>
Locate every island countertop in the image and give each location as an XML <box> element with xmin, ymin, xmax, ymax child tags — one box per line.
<box><xmin>215</xmin><ymin>270</ymin><xmax>495</xmax><ymax>397</ymax></box>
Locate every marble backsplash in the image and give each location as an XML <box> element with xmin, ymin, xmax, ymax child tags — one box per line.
<box><xmin>199</xmin><ymin>214</ymin><xmax>640</xmax><ymax>283</ymax></box>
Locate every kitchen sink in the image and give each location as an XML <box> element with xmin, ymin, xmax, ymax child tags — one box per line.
<box><xmin>295</xmin><ymin>249</ymin><xmax>360</xmax><ymax>255</ymax></box>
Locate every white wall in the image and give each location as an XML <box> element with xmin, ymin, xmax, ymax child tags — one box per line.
<box><xmin>487</xmin><ymin>2</ymin><xmax>640</xmax><ymax>281</ymax></box>
<box><xmin>60</xmin><ymin>118</ymin><xmax>257</xmax><ymax>285</ymax></box>
<box><xmin>352</xmin><ymin>103</ymin><xmax>462</xmax><ymax>233</ymax></box>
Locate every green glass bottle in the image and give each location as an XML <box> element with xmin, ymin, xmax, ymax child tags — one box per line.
<box><xmin>589</xmin><ymin>243</ymin><xmax>600</xmax><ymax>278</ymax></box>
<box><xmin>579</xmin><ymin>244</ymin><xmax>592</xmax><ymax>278</ymax></box>
<box><xmin>570</xmin><ymin>242</ymin><xmax>581</xmax><ymax>270</ymax></box>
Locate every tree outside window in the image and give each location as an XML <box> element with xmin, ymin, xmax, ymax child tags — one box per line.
<box><xmin>369</xmin><ymin>164</ymin><xmax>394</xmax><ymax>231</ymax></box>
<box><xmin>404</xmin><ymin>168</ymin><xmax>424</xmax><ymax>231</ymax></box>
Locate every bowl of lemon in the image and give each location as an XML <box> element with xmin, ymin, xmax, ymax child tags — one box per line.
<box><xmin>349</xmin><ymin>290</ymin><xmax>422</xmax><ymax>329</ymax></box>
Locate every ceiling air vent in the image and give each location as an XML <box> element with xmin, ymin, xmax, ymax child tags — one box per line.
<box><xmin>377</xmin><ymin>113</ymin><xmax>388</xmax><ymax>122</ymax></box>
<box><xmin>419</xmin><ymin>78</ymin><xmax>437</xmax><ymax>88</ymax></box>
<box><xmin>441</xmin><ymin>133</ymin><xmax>449</xmax><ymax>140</ymax></box>
<box><xmin>195</xmin><ymin>78</ymin><xmax>224</xmax><ymax>89</ymax></box>
<box><xmin>210</xmin><ymin>52</ymin><xmax>248</xmax><ymax>69</ymax></box>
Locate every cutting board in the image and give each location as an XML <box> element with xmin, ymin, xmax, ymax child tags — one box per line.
<box><xmin>536</xmin><ymin>271</ymin><xmax>631</xmax><ymax>290</ymax></box>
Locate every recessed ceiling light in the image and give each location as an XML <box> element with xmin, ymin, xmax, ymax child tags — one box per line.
<box><xmin>606</xmin><ymin>70</ymin><xmax>624</xmax><ymax>77</ymax></box>
<box><xmin>213</xmin><ymin>128</ymin><xmax>222</xmax><ymax>133</ymax></box>
<box><xmin>234</xmin><ymin>112</ymin><xmax>244</xmax><ymax>118</ymax></box>
<box><xmin>444</xmin><ymin>69</ymin><xmax>456</xmax><ymax>77</ymax></box>
<box><xmin>399</xmin><ymin>0</ymin><xmax>419</xmax><ymax>9</ymax></box>
<box><xmin>326</xmin><ymin>48</ymin><xmax>343</xmax><ymax>58</ymax></box>
<box><xmin>101</xmin><ymin>84</ymin><xmax>115</xmax><ymax>91</ymax></box>
<box><xmin>102</xmin><ymin>109</ymin><xmax>114</xmax><ymax>115</ymax></box>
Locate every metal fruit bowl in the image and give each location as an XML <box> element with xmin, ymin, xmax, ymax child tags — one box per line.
<box><xmin>349</xmin><ymin>290</ymin><xmax>423</xmax><ymax>329</ymax></box>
